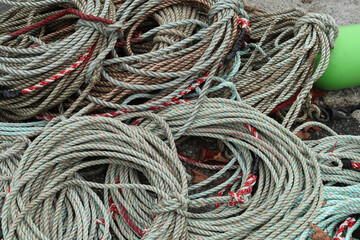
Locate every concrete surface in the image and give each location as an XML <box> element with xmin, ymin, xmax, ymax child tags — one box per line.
<box><xmin>352</xmin><ymin>110</ymin><xmax>360</xmax><ymax>122</ymax></box>
<box><xmin>319</xmin><ymin>87</ymin><xmax>360</xmax><ymax>108</ymax></box>
<box><xmin>249</xmin><ymin>0</ymin><xmax>360</xmax><ymax>26</ymax></box>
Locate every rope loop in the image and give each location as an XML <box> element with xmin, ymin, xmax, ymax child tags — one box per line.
<box><xmin>209</xmin><ymin>0</ymin><xmax>248</xmax><ymax>22</ymax></box>
<box><xmin>153</xmin><ymin>193</ymin><xmax>189</xmax><ymax>214</ymax></box>
<box><xmin>294</xmin><ymin>12</ymin><xmax>338</xmax><ymax>48</ymax></box>
<box><xmin>77</xmin><ymin>19</ymin><xmax>122</xmax><ymax>38</ymax></box>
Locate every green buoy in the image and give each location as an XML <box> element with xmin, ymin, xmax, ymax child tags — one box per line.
<box><xmin>314</xmin><ymin>24</ymin><xmax>360</xmax><ymax>90</ymax></box>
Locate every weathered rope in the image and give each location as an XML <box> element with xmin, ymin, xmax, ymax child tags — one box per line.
<box><xmin>1</xmin><ymin>114</ymin><xmax>187</xmax><ymax>239</ymax></box>
<box><xmin>1</xmin><ymin>2</ymin><xmax>359</xmax><ymax>239</ymax></box>
<box><xmin>3</xmin><ymin>98</ymin><xmax>360</xmax><ymax>239</ymax></box>
<box><xmin>299</xmin><ymin>183</ymin><xmax>360</xmax><ymax>240</ymax></box>
<box><xmin>69</xmin><ymin>0</ymin><xmax>248</xmax><ymax>123</ymax></box>
<box><xmin>0</xmin><ymin>0</ymin><xmax>249</xmax><ymax>125</ymax></box>
<box><xmin>219</xmin><ymin>9</ymin><xmax>338</xmax><ymax>129</ymax></box>
<box><xmin>0</xmin><ymin>136</ymin><xmax>29</xmax><ymax>212</ymax></box>
<box><xmin>111</xmin><ymin>97</ymin><xmax>324</xmax><ymax>239</ymax></box>
<box><xmin>0</xmin><ymin>121</ymin><xmax>47</xmax><ymax>137</ymax></box>
<box><xmin>291</xmin><ymin>121</ymin><xmax>360</xmax><ymax>239</ymax></box>
<box><xmin>294</xmin><ymin>121</ymin><xmax>360</xmax><ymax>185</ymax></box>
<box><xmin>1</xmin><ymin>97</ymin><xmax>324</xmax><ymax>239</ymax></box>
<box><xmin>0</xmin><ymin>0</ymin><xmax>116</xmax><ymax>120</ymax></box>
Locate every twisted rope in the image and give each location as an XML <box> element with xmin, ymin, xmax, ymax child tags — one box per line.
<box><xmin>0</xmin><ymin>136</ymin><xmax>29</xmax><ymax>212</ymax></box>
<box><xmin>220</xmin><ymin>9</ymin><xmax>338</xmax><ymax>129</ymax></box>
<box><xmin>0</xmin><ymin>0</ymin><xmax>116</xmax><ymax>120</ymax></box>
<box><xmin>115</xmin><ymin>97</ymin><xmax>324</xmax><ymax>239</ymax></box>
<box><xmin>1</xmin><ymin>115</ymin><xmax>186</xmax><ymax>239</ymax></box>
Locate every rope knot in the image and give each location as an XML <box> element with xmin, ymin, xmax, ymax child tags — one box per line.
<box><xmin>208</xmin><ymin>0</ymin><xmax>248</xmax><ymax>22</ymax></box>
<box><xmin>152</xmin><ymin>194</ymin><xmax>189</xmax><ymax>214</ymax></box>
<box><xmin>294</xmin><ymin>13</ymin><xmax>339</xmax><ymax>48</ymax></box>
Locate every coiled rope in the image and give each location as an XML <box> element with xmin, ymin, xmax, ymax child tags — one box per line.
<box><xmin>1</xmin><ymin>1</ymin><xmax>359</xmax><ymax>239</ymax></box>
<box><xmin>0</xmin><ymin>0</ymin><xmax>116</xmax><ymax>120</ymax></box>
<box><xmin>1</xmin><ymin>97</ymin><xmax>324</xmax><ymax>239</ymax></box>
<box><xmin>0</xmin><ymin>0</ymin><xmax>249</xmax><ymax>123</ymax></box>
<box><xmin>1</xmin><ymin>115</ymin><xmax>185</xmax><ymax>239</ymax></box>
<box><xmin>70</xmin><ymin>0</ymin><xmax>248</xmax><ymax>123</ymax></box>
<box><xmin>0</xmin><ymin>136</ymin><xmax>29</xmax><ymax>214</ymax></box>
<box><xmin>221</xmin><ymin>9</ymin><xmax>338</xmax><ymax>129</ymax></box>
<box><xmin>110</xmin><ymin>97</ymin><xmax>324</xmax><ymax>239</ymax></box>
<box><xmin>292</xmin><ymin>121</ymin><xmax>360</xmax><ymax>239</ymax></box>
<box><xmin>299</xmin><ymin>183</ymin><xmax>360</xmax><ymax>240</ymax></box>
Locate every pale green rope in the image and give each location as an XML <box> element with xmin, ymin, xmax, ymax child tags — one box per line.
<box><xmin>116</xmin><ymin>97</ymin><xmax>324</xmax><ymax>239</ymax></box>
<box><xmin>221</xmin><ymin>9</ymin><xmax>338</xmax><ymax>129</ymax></box>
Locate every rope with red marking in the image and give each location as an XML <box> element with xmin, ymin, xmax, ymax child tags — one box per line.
<box><xmin>334</xmin><ymin>218</ymin><xmax>356</xmax><ymax>240</ymax></box>
<box><xmin>136</xmin><ymin>98</ymin><xmax>323</xmax><ymax>239</ymax></box>
<box><xmin>1</xmin><ymin>115</ymin><xmax>189</xmax><ymax>239</ymax></box>
<box><xmin>35</xmin><ymin>69</ymin><xmax>209</xmax><ymax>121</ymax></box>
<box><xmin>7</xmin><ymin>8</ymin><xmax>114</xmax><ymax>38</ymax></box>
<box><xmin>294</xmin><ymin>121</ymin><xmax>360</xmax><ymax>185</ymax></box>
<box><xmin>0</xmin><ymin>2</ymin><xmax>117</xmax><ymax>121</ymax></box>
<box><xmin>1</xmin><ymin>44</ymin><xmax>96</xmax><ymax>99</ymax></box>
<box><xmin>227</xmin><ymin>9</ymin><xmax>338</xmax><ymax>129</ymax></box>
<box><xmin>294</xmin><ymin>121</ymin><xmax>360</xmax><ymax>239</ymax></box>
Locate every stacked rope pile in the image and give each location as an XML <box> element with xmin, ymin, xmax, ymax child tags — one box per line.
<box><xmin>0</xmin><ymin>0</ymin><xmax>249</xmax><ymax>121</ymax></box>
<box><xmin>0</xmin><ymin>0</ymin><xmax>116</xmax><ymax>121</ymax></box>
<box><xmin>71</xmin><ymin>0</ymin><xmax>248</xmax><ymax>119</ymax></box>
<box><xmin>220</xmin><ymin>8</ymin><xmax>338</xmax><ymax>129</ymax></box>
<box><xmin>1</xmin><ymin>0</ymin><xmax>360</xmax><ymax>239</ymax></box>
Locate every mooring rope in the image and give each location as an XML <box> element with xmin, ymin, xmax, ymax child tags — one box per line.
<box><xmin>0</xmin><ymin>136</ymin><xmax>29</xmax><ymax>212</ymax></box>
<box><xmin>112</xmin><ymin>97</ymin><xmax>324</xmax><ymax>239</ymax></box>
<box><xmin>220</xmin><ymin>8</ymin><xmax>338</xmax><ymax>129</ymax></box>
<box><xmin>1</xmin><ymin>1</ymin><xmax>359</xmax><ymax>239</ymax></box>
<box><xmin>0</xmin><ymin>0</ymin><xmax>116</xmax><ymax>121</ymax></box>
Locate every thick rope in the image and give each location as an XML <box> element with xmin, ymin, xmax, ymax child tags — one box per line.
<box><xmin>0</xmin><ymin>0</ymin><xmax>116</xmax><ymax>120</ymax></box>
<box><xmin>220</xmin><ymin>9</ymin><xmax>338</xmax><ymax>129</ymax></box>
<box><xmin>0</xmin><ymin>136</ymin><xmax>29</xmax><ymax>212</ymax></box>
<box><xmin>1</xmin><ymin>114</ymin><xmax>187</xmax><ymax>239</ymax></box>
<box><xmin>113</xmin><ymin>97</ymin><xmax>324</xmax><ymax>239</ymax></box>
